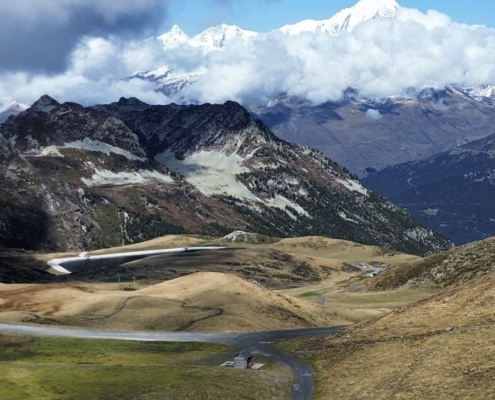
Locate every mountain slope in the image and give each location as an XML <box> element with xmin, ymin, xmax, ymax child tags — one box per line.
<box><xmin>0</xmin><ymin>272</ymin><xmax>334</xmax><ymax>332</ymax></box>
<box><xmin>0</xmin><ymin>95</ymin><xmax>449</xmax><ymax>255</ymax></box>
<box><xmin>366</xmin><ymin>236</ymin><xmax>495</xmax><ymax>291</ymax></box>
<box><xmin>363</xmin><ymin>132</ymin><xmax>495</xmax><ymax>244</ymax></box>
<box><xmin>253</xmin><ymin>87</ymin><xmax>495</xmax><ymax>175</ymax></box>
<box><xmin>286</xmin><ymin>234</ymin><xmax>495</xmax><ymax>399</ymax></box>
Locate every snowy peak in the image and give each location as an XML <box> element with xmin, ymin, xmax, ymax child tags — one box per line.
<box><xmin>160</xmin><ymin>24</ymin><xmax>257</xmax><ymax>51</ymax></box>
<box><xmin>280</xmin><ymin>0</ymin><xmax>401</xmax><ymax>35</ymax></box>
<box><xmin>159</xmin><ymin>25</ymin><xmax>190</xmax><ymax>45</ymax></box>
<box><xmin>157</xmin><ymin>1</ymin><xmax>400</xmax><ymax>55</ymax></box>
<box><xmin>0</xmin><ymin>102</ymin><xmax>28</xmax><ymax>124</ymax></box>
<box><xmin>190</xmin><ymin>24</ymin><xmax>258</xmax><ymax>50</ymax></box>
<box><xmin>462</xmin><ymin>85</ymin><xmax>495</xmax><ymax>101</ymax></box>
<box><xmin>128</xmin><ymin>67</ymin><xmax>200</xmax><ymax>97</ymax></box>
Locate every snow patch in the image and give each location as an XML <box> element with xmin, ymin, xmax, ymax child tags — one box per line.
<box><xmin>65</xmin><ymin>138</ymin><xmax>145</xmax><ymax>161</ymax></box>
<box><xmin>267</xmin><ymin>195</ymin><xmax>310</xmax><ymax>217</ymax></box>
<box><xmin>37</xmin><ymin>145</ymin><xmax>63</xmax><ymax>157</ymax></box>
<box><xmin>155</xmin><ymin>149</ymin><xmax>259</xmax><ymax>201</ymax></box>
<box><xmin>82</xmin><ymin>169</ymin><xmax>173</xmax><ymax>187</ymax></box>
<box><xmin>339</xmin><ymin>211</ymin><xmax>359</xmax><ymax>223</ymax></box>
<box><xmin>337</xmin><ymin>178</ymin><xmax>369</xmax><ymax>196</ymax></box>
<box><xmin>223</xmin><ymin>231</ymin><xmax>258</xmax><ymax>242</ymax></box>
<box><xmin>8</xmin><ymin>134</ymin><xmax>17</xmax><ymax>147</ymax></box>
<box><xmin>155</xmin><ymin>150</ymin><xmax>310</xmax><ymax>219</ymax></box>
<box><xmin>27</xmin><ymin>138</ymin><xmax>144</xmax><ymax>161</ymax></box>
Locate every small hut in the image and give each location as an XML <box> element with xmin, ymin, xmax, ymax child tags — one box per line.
<box><xmin>234</xmin><ymin>350</ymin><xmax>253</xmax><ymax>369</ymax></box>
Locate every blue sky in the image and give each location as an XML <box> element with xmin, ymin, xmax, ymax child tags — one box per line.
<box><xmin>163</xmin><ymin>0</ymin><xmax>495</xmax><ymax>35</ymax></box>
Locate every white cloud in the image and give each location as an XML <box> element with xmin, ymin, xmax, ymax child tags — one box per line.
<box><xmin>2</xmin><ymin>7</ymin><xmax>495</xmax><ymax>107</ymax></box>
<box><xmin>182</xmin><ymin>10</ymin><xmax>495</xmax><ymax>104</ymax></box>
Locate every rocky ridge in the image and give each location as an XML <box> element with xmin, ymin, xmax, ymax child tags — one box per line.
<box><xmin>0</xmin><ymin>95</ymin><xmax>450</xmax><ymax>255</ymax></box>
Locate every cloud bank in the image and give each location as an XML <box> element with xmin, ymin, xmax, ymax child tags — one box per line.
<box><xmin>1</xmin><ymin>7</ymin><xmax>495</xmax><ymax>107</ymax></box>
<box><xmin>0</xmin><ymin>0</ymin><xmax>168</xmax><ymax>73</ymax></box>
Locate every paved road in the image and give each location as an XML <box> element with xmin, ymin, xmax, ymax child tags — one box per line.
<box><xmin>47</xmin><ymin>246</ymin><xmax>227</xmax><ymax>275</ymax></box>
<box><xmin>0</xmin><ymin>323</ymin><xmax>343</xmax><ymax>400</ymax></box>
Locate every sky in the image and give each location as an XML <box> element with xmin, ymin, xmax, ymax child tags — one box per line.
<box><xmin>1</xmin><ymin>0</ymin><xmax>495</xmax><ymax>108</ymax></box>
<box><xmin>164</xmin><ymin>0</ymin><xmax>495</xmax><ymax>35</ymax></box>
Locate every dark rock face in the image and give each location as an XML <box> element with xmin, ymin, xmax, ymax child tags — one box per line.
<box><xmin>363</xmin><ymin>133</ymin><xmax>495</xmax><ymax>245</ymax></box>
<box><xmin>95</xmin><ymin>99</ymin><xmax>273</xmax><ymax>159</ymax></box>
<box><xmin>253</xmin><ymin>87</ymin><xmax>495</xmax><ymax>176</ymax></box>
<box><xmin>0</xmin><ymin>95</ymin><xmax>450</xmax><ymax>255</ymax></box>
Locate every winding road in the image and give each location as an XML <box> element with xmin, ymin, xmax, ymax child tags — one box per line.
<box><xmin>0</xmin><ymin>323</ymin><xmax>343</xmax><ymax>400</ymax></box>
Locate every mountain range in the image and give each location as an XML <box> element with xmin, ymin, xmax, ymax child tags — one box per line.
<box><xmin>255</xmin><ymin>86</ymin><xmax>495</xmax><ymax>175</ymax></box>
<box><xmin>3</xmin><ymin>0</ymin><xmax>495</xmax><ymax>178</ymax></box>
<box><xmin>121</xmin><ymin>0</ymin><xmax>495</xmax><ymax>176</ymax></box>
<box><xmin>2</xmin><ymin>0</ymin><xmax>495</xmax><ymax>249</ymax></box>
<box><xmin>130</xmin><ymin>0</ymin><xmax>404</xmax><ymax>96</ymax></box>
<box><xmin>0</xmin><ymin>95</ymin><xmax>449</xmax><ymax>255</ymax></box>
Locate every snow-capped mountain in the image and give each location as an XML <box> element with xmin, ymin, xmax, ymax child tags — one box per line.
<box><xmin>255</xmin><ymin>86</ymin><xmax>495</xmax><ymax>176</ymax></box>
<box><xmin>136</xmin><ymin>0</ymin><xmax>403</xmax><ymax>100</ymax></box>
<box><xmin>460</xmin><ymin>85</ymin><xmax>495</xmax><ymax>104</ymax></box>
<box><xmin>0</xmin><ymin>102</ymin><xmax>28</xmax><ymax>124</ymax></box>
<box><xmin>279</xmin><ymin>0</ymin><xmax>400</xmax><ymax>35</ymax></box>
<box><xmin>189</xmin><ymin>24</ymin><xmax>257</xmax><ymax>51</ymax></box>
<box><xmin>159</xmin><ymin>23</ymin><xmax>257</xmax><ymax>51</ymax></box>
<box><xmin>129</xmin><ymin>67</ymin><xmax>200</xmax><ymax>97</ymax></box>
<box><xmin>158</xmin><ymin>25</ymin><xmax>189</xmax><ymax>45</ymax></box>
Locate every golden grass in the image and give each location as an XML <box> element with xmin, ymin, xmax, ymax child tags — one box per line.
<box><xmin>85</xmin><ymin>235</ymin><xmax>211</xmax><ymax>256</ymax></box>
<box><xmin>280</xmin><ymin>271</ymin><xmax>495</xmax><ymax>400</ymax></box>
<box><xmin>269</xmin><ymin>237</ymin><xmax>419</xmax><ymax>266</ymax></box>
<box><xmin>0</xmin><ymin>234</ymin><xmax>426</xmax><ymax>333</ymax></box>
<box><xmin>0</xmin><ymin>272</ymin><xmax>342</xmax><ymax>332</ymax></box>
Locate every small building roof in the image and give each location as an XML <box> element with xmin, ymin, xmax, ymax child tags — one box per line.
<box><xmin>235</xmin><ymin>350</ymin><xmax>253</xmax><ymax>360</ymax></box>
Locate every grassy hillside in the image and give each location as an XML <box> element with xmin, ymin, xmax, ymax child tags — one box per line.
<box><xmin>0</xmin><ymin>272</ymin><xmax>339</xmax><ymax>332</ymax></box>
<box><xmin>365</xmin><ymin>237</ymin><xmax>495</xmax><ymax>291</ymax></box>
<box><xmin>0</xmin><ymin>335</ymin><xmax>291</xmax><ymax>400</ymax></box>
<box><xmin>281</xmin><ymin>269</ymin><xmax>495</xmax><ymax>400</ymax></box>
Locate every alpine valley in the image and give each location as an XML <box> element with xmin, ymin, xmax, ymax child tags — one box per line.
<box><xmin>0</xmin><ymin>95</ymin><xmax>449</xmax><ymax>255</ymax></box>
